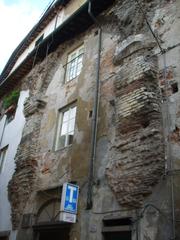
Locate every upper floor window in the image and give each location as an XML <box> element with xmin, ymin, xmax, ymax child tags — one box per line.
<box><xmin>55</xmin><ymin>104</ymin><xmax>77</xmax><ymax>150</ymax></box>
<box><xmin>65</xmin><ymin>45</ymin><xmax>84</xmax><ymax>82</ymax></box>
<box><xmin>0</xmin><ymin>146</ymin><xmax>8</xmax><ymax>173</ymax></box>
<box><xmin>35</xmin><ymin>34</ymin><xmax>44</xmax><ymax>47</ymax></box>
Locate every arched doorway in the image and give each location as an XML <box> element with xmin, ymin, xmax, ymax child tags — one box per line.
<box><xmin>33</xmin><ymin>198</ymin><xmax>71</xmax><ymax>240</ymax></box>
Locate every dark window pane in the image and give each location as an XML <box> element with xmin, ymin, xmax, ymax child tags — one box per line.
<box><xmin>68</xmin><ymin>134</ymin><xmax>74</xmax><ymax>145</ymax></box>
<box><xmin>103</xmin><ymin>231</ymin><xmax>131</xmax><ymax>240</ymax></box>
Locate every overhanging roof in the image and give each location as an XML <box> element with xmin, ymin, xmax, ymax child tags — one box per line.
<box><xmin>0</xmin><ymin>0</ymin><xmax>115</xmax><ymax>96</ymax></box>
<box><xmin>0</xmin><ymin>0</ymin><xmax>70</xmax><ymax>86</ymax></box>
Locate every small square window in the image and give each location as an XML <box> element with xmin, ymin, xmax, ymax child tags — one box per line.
<box><xmin>0</xmin><ymin>146</ymin><xmax>8</xmax><ymax>173</ymax></box>
<box><xmin>65</xmin><ymin>45</ymin><xmax>84</xmax><ymax>82</ymax></box>
<box><xmin>55</xmin><ymin>105</ymin><xmax>77</xmax><ymax>150</ymax></box>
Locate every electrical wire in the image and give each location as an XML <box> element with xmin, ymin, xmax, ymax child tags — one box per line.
<box><xmin>39</xmin><ymin>0</ymin><xmax>56</xmax><ymax>19</ymax></box>
<box><xmin>134</xmin><ymin>0</ymin><xmax>165</xmax><ymax>53</ymax></box>
<box><xmin>32</xmin><ymin>44</ymin><xmax>40</xmax><ymax>69</ymax></box>
<box><xmin>86</xmin><ymin>0</ymin><xmax>102</xmax><ymax>210</ymax></box>
<box><xmin>133</xmin><ymin>1</ymin><xmax>177</xmax><ymax>238</ymax></box>
<box><xmin>31</xmin><ymin>0</ymin><xmax>60</xmax><ymax>71</ymax></box>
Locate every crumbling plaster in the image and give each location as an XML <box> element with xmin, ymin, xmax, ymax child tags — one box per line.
<box><xmin>6</xmin><ymin>0</ymin><xmax>180</xmax><ymax>239</ymax></box>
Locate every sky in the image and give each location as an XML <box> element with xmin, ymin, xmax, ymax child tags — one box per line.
<box><xmin>0</xmin><ymin>0</ymin><xmax>52</xmax><ymax>74</ymax></box>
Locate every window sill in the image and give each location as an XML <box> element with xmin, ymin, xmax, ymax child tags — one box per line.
<box><xmin>64</xmin><ymin>76</ymin><xmax>78</xmax><ymax>84</ymax></box>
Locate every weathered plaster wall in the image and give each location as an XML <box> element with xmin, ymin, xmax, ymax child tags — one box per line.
<box><xmin>82</xmin><ymin>0</ymin><xmax>180</xmax><ymax>240</ymax></box>
<box><xmin>0</xmin><ymin>90</ymin><xmax>29</xmax><ymax>240</ymax></box>
<box><xmin>7</xmin><ymin>0</ymin><xmax>180</xmax><ymax>240</ymax></box>
<box><xmin>9</xmin><ymin>27</ymin><xmax>98</xmax><ymax>239</ymax></box>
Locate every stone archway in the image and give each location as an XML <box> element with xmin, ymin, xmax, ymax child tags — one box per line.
<box><xmin>33</xmin><ymin>198</ymin><xmax>71</xmax><ymax>240</ymax></box>
<box><xmin>36</xmin><ymin>198</ymin><xmax>60</xmax><ymax>224</ymax></box>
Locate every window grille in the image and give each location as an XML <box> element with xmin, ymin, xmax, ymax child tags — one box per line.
<box><xmin>65</xmin><ymin>45</ymin><xmax>84</xmax><ymax>82</ymax></box>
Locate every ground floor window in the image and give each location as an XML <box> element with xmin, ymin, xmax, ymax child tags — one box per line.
<box><xmin>102</xmin><ymin>217</ymin><xmax>132</xmax><ymax>240</ymax></box>
<box><xmin>0</xmin><ymin>231</ymin><xmax>10</xmax><ymax>240</ymax></box>
<box><xmin>103</xmin><ymin>231</ymin><xmax>131</xmax><ymax>240</ymax></box>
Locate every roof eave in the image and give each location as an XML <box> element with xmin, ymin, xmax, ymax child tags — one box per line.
<box><xmin>0</xmin><ymin>0</ymin><xmax>115</xmax><ymax>96</ymax></box>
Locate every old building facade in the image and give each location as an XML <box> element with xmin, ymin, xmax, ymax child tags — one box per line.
<box><xmin>0</xmin><ymin>0</ymin><xmax>180</xmax><ymax>240</ymax></box>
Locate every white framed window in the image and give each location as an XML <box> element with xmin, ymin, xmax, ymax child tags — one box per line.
<box><xmin>65</xmin><ymin>45</ymin><xmax>84</xmax><ymax>82</ymax></box>
<box><xmin>55</xmin><ymin>104</ymin><xmax>77</xmax><ymax>150</ymax></box>
<box><xmin>0</xmin><ymin>146</ymin><xmax>8</xmax><ymax>173</ymax></box>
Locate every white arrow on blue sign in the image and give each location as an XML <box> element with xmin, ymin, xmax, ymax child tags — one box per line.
<box><xmin>60</xmin><ymin>183</ymin><xmax>79</xmax><ymax>214</ymax></box>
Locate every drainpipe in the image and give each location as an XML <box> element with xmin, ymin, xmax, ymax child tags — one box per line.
<box><xmin>86</xmin><ymin>0</ymin><xmax>102</xmax><ymax>209</ymax></box>
<box><xmin>162</xmin><ymin>53</ymin><xmax>176</xmax><ymax>240</ymax></box>
<box><xmin>135</xmin><ymin>210</ymin><xmax>139</xmax><ymax>240</ymax></box>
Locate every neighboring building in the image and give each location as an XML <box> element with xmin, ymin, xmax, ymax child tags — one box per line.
<box><xmin>0</xmin><ymin>90</ymin><xmax>29</xmax><ymax>240</ymax></box>
<box><xmin>0</xmin><ymin>0</ymin><xmax>180</xmax><ymax>240</ymax></box>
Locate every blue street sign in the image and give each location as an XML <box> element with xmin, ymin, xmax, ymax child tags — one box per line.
<box><xmin>61</xmin><ymin>183</ymin><xmax>79</xmax><ymax>214</ymax></box>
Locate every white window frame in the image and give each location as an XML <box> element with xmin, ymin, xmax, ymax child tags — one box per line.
<box><xmin>65</xmin><ymin>45</ymin><xmax>84</xmax><ymax>82</ymax></box>
<box><xmin>0</xmin><ymin>146</ymin><xmax>8</xmax><ymax>173</ymax></box>
<box><xmin>55</xmin><ymin>104</ymin><xmax>77</xmax><ymax>150</ymax></box>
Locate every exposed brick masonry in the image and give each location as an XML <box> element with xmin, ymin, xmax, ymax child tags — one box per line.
<box><xmin>8</xmin><ymin>96</ymin><xmax>46</xmax><ymax>229</ymax></box>
<box><xmin>106</xmin><ymin>35</ymin><xmax>165</xmax><ymax>207</ymax></box>
<box><xmin>7</xmin><ymin>46</ymin><xmax>59</xmax><ymax>229</ymax></box>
